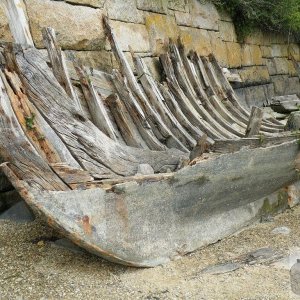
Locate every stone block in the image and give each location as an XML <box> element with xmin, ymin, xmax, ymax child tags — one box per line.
<box><xmin>241</xmin><ymin>44</ymin><xmax>252</xmax><ymax>66</ymax></box>
<box><xmin>175</xmin><ymin>0</ymin><xmax>219</xmax><ymax>31</ymax></box>
<box><xmin>251</xmin><ymin>45</ymin><xmax>263</xmax><ymax>65</ymax></box>
<box><xmin>145</xmin><ymin>13</ymin><xmax>179</xmax><ymax>55</ymax></box>
<box><xmin>136</xmin><ymin>0</ymin><xmax>168</xmax><ymax>14</ymax></box>
<box><xmin>66</xmin><ymin>0</ymin><xmax>105</xmax><ymax>8</ymax></box>
<box><xmin>263</xmin><ymin>83</ymin><xmax>275</xmax><ymax>101</ymax></box>
<box><xmin>270</xmin><ymin>75</ymin><xmax>289</xmax><ymax>95</ymax></box>
<box><xmin>219</xmin><ymin>21</ymin><xmax>237</xmax><ymax>42</ymax></box>
<box><xmin>179</xmin><ymin>26</ymin><xmax>211</xmax><ymax>56</ymax></box>
<box><xmin>0</xmin><ymin>6</ymin><xmax>14</xmax><ymax>42</ymax></box>
<box><xmin>273</xmin><ymin>57</ymin><xmax>289</xmax><ymax>75</ymax></box>
<box><xmin>64</xmin><ymin>50</ymin><xmax>113</xmax><ymax>73</ymax></box>
<box><xmin>243</xmin><ymin>31</ymin><xmax>264</xmax><ymax>45</ymax></box>
<box><xmin>107</xmin><ymin>20</ymin><xmax>150</xmax><ymax>52</ymax></box>
<box><xmin>209</xmin><ymin>31</ymin><xmax>228</xmax><ymax>67</ymax></box>
<box><xmin>225</xmin><ymin>42</ymin><xmax>241</xmax><ymax>68</ymax></box>
<box><xmin>271</xmin><ymin>44</ymin><xmax>288</xmax><ymax>57</ymax></box>
<box><xmin>264</xmin><ymin>58</ymin><xmax>277</xmax><ymax>76</ymax></box>
<box><xmin>237</xmin><ymin>66</ymin><xmax>270</xmax><ymax>86</ymax></box>
<box><xmin>287</xmin><ymin>77</ymin><xmax>300</xmax><ymax>95</ymax></box>
<box><xmin>260</xmin><ymin>46</ymin><xmax>272</xmax><ymax>58</ymax></box>
<box><xmin>244</xmin><ymin>85</ymin><xmax>267</xmax><ymax>107</ymax></box>
<box><xmin>106</xmin><ymin>0</ymin><xmax>144</xmax><ymax>23</ymax></box>
<box><xmin>288</xmin><ymin>60</ymin><xmax>298</xmax><ymax>77</ymax></box>
<box><xmin>233</xmin><ymin>88</ymin><xmax>248</xmax><ymax>109</ymax></box>
<box><xmin>168</xmin><ymin>0</ymin><xmax>189</xmax><ymax>12</ymax></box>
<box><xmin>25</xmin><ymin>0</ymin><xmax>105</xmax><ymax>50</ymax></box>
<box><xmin>218</xmin><ymin>9</ymin><xmax>232</xmax><ymax>22</ymax></box>
<box><xmin>142</xmin><ymin>56</ymin><xmax>162</xmax><ymax>81</ymax></box>
<box><xmin>288</xmin><ymin>44</ymin><xmax>300</xmax><ymax>61</ymax></box>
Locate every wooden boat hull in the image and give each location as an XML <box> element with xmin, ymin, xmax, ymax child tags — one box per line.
<box><xmin>3</xmin><ymin>140</ymin><xmax>299</xmax><ymax>267</ymax></box>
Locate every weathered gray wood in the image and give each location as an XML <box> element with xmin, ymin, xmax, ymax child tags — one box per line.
<box><xmin>245</xmin><ymin>106</ymin><xmax>264</xmax><ymax>137</ymax></box>
<box><xmin>213</xmin><ymin>135</ymin><xmax>298</xmax><ymax>154</ymax></box>
<box><xmin>3</xmin><ymin>66</ymin><xmax>80</xmax><ymax>168</ymax></box>
<box><xmin>104</xmin><ymin>17</ymin><xmax>186</xmax><ymax>151</ymax></box>
<box><xmin>132</xmin><ymin>53</ymin><xmax>194</xmax><ymax>150</ymax></box>
<box><xmin>189</xmin><ymin>134</ymin><xmax>209</xmax><ymax>161</ymax></box>
<box><xmin>157</xmin><ymin>82</ymin><xmax>206</xmax><ymax>142</ymax></box>
<box><xmin>10</xmin><ymin>46</ymin><xmax>186</xmax><ymax>177</ymax></box>
<box><xmin>74</xmin><ymin>62</ymin><xmax>118</xmax><ymax>140</ymax></box>
<box><xmin>105</xmin><ymin>93</ymin><xmax>149</xmax><ymax>149</ymax></box>
<box><xmin>112</xmin><ymin>70</ymin><xmax>166</xmax><ymax>151</ymax></box>
<box><xmin>42</xmin><ymin>27</ymin><xmax>83</xmax><ymax>113</ymax></box>
<box><xmin>0</xmin><ymin>71</ymin><xmax>68</xmax><ymax>191</ymax></box>
<box><xmin>7</xmin><ymin>139</ymin><xmax>299</xmax><ymax>267</ymax></box>
<box><xmin>160</xmin><ymin>53</ymin><xmax>221</xmax><ymax>141</ymax></box>
<box><xmin>2</xmin><ymin>0</ymin><xmax>34</xmax><ymax>47</ymax></box>
<box><xmin>50</xmin><ymin>163</ymin><xmax>94</xmax><ymax>185</ymax></box>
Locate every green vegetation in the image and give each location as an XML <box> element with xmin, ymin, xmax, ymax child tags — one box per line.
<box><xmin>212</xmin><ymin>0</ymin><xmax>300</xmax><ymax>41</ymax></box>
<box><xmin>25</xmin><ymin>113</ymin><xmax>35</xmax><ymax>130</ymax></box>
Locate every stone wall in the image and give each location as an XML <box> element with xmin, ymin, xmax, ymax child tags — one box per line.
<box><xmin>1</xmin><ymin>0</ymin><xmax>300</xmax><ymax>108</ymax></box>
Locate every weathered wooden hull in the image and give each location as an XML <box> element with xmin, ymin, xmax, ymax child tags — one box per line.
<box><xmin>4</xmin><ymin>140</ymin><xmax>299</xmax><ymax>267</ymax></box>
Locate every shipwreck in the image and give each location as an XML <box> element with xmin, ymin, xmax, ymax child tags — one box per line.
<box><xmin>0</xmin><ymin>3</ymin><xmax>300</xmax><ymax>267</ymax></box>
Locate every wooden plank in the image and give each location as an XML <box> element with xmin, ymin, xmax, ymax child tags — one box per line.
<box><xmin>132</xmin><ymin>53</ymin><xmax>194</xmax><ymax>150</ymax></box>
<box><xmin>105</xmin><ymin>93</ymin><xmax>149</xmax><ymax>149</ymax></box>
<box><xmin>74</xmin><ymin>62</ymin><xmax>118</xmax><ymax>140</ymax></box>
<box><xmin>42</xmin><ymin>27</ymin><xmax>83</xmax><ymax>113</ymax></box>
<box><xmin>103</xmin><ymin>17</ymin><xmax>186</xmax><ymax>151</ymax></box>
<box><xmin>2</xmin><ymin>0</ymin><xmax>34</xmax><ymax>47</ymax></box>
<box><xmin>213</xmin><ymin>135</ymin><xmax>298</xmax><ymax>154</ymax></box>
<box><xmin>245</xmin><ymin>106</ymin><xmax>264</xmax><ymax>137</ymax></box>
<box><xmin>0</xmin><ymin>71</ymin><xmax>68</xmax><ymax>191</ymax></box>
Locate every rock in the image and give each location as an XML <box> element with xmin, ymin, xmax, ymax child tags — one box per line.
<box><xmin>271</xmin><ymin>95</ymin><xmax>300</xmax><ymax>114</ymax></box>
<box><xmin>271</xmin><ymin>226</ymin><xmax>291</xmax><ymax>235</ymax></box>
<box><xmin>66</xmin><ymin>0</ymin><xmax>105</xmax><ymax>8</ymax></box>
<box><xmin>0</xmin><ymin>201</ymin><xmax>35</xmax><ymax>223</ymax></box>
<box><xmin>270</xmin><ymin>75</ymin><xmax>289</xmax><ymax>95</ymax></box>
<box><xmin>225</xmin><ymin>42</ymin><xmax>241</xmax><ymax>68</ymax></box>
<box><xmin>107</xmin><ymin>20</ymin><xmax>150</xmax><ymax>52</ymax></box>
<box><xmin>0</xmin><ymin>190</ymin><xmax>23</xmax><ymax>212</ymax></box>
<box><xmin>136</xmin><ymin>164</ymin><xmax>154</xmax><ymax>175</ymax></box>
<box><xmin>175</xmin><ymin>0</ymin><xmax>219</xmax><ymax>31</ymax></box>
<box><xmin>136</xmin><ymin>0</ymin><xmax>168</xmax><ymax>14</ymax></box>
<box><xmin>25</xmin><ymin>0</ymin><xmax>106</xmax><ymax>50</ymax></box>
<box><xmin>201</xmin><ymin>262</ymin><xmax>241</xmax><ymax>275</ymax></box>
<box><xmin>219</xmin><ymin>21</ymin><xmax>237</xmax><ymax>42</ymax></box>
<box><xmin>237</xmin><ymin>66</ymin><xmax>270</xmax><ymax>86</ymax></box>
<box><xmin>285</xmin><ymin>111</ymin><xmax>300</xmax><ymax>131</ymax></box>
<box><xmin>52</xmin><ymin>238</ymin><xmax>85</xmax><ymax>254</ymax></box>
<box><xmin>0</xmin><ymin>6</ymin><xmax>14</xmax><ymax>43</ymax></box>
<box><xmin>106</xmin><ymin>0</ymin><xmax>144</xmax><ymax>23</ymax></box>
<box><xmin>273</xmin><ymin>57</ymin><xmax>289</xmax><ymax>75</ymax></box>
<box><xmin>272</xmin><ymin>248</ymin><xmax>300</xmax><ymax>270</ymax></box>
<box><xmin>241</xmin><ymin>248</ymin><xmax>282</xmax><ymax>265</ymax></box>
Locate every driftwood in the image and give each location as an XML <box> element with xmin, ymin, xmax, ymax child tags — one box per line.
<box><xmin>1</xmin><ymin>0</ymin><xmax>34</xmax><ymax>47</ymax></box>
<box><xmin>245</xmin><ymin>107</ymin><xmax>264</xmax><ymax>137</ymax></box>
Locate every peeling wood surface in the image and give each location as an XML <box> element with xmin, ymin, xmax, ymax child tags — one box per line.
<box><xmin>4</xmin><ymin>140</ymin><xmax>298</xmax><ymax>267</ymax></box>
<box><xmin>245</xmin><ymin>107</ymin><xmax>264</xmax><ymax>137</ymax></box>
<box><xmin>2</xmin><ymin>0</ymin><xmax>34</xmax><ymax>47</ymax></box>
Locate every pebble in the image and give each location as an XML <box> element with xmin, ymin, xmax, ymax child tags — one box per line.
<box><xmin>271</xmin><ymin>226</ymin><xmax>291</xmax><ymax>235</ymax></box>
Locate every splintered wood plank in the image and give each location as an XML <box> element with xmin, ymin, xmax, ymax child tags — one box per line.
<box><xmin>245</xmin><ymin>106</ymin><xmax>264</xmax><ymax>137</ymax></box>
<box><xmin>103</xmin><ymin>17</ymin><xmax>186</xmax><ymax>151</ymax></box>
<box><xmin>0</xmin><ymin>72</ymin><xmax>67</xmax><ymax>191</ymax></box>
<box><xmin>2</xmin><ymin>0</ymin><xmax>34</xmax><ymax>47</ymax></box>
<box><xmin>157</xmin><ymin>82</ymin><xmax>205</xmax><ymax>141</ymax></box>
<box><xmin>50</xmin><ymin>163</ymin><xmax>94</xmax><ymax>185</ymax></box>
<box><xmin>74</xmin><ymin>62</ymin><xmax>118</xmax><ymax>140</ymax></box>
<box><xmin>208</xmin><ymin>54</ymin><xmax>284</xmax><ymax>131</ymax></box>
<box><xmin>132</xmin><ymin>53</ymin><xmax>194</xmax><ymax>150</ymax></box>
<box><xmin>42</xmin><ymin>27</ymin><xmax>83</xmax><ymax>113</ymax></box>
<box><xmin>160</xmin><ymin>53</ymin><xmax>220</xmax><ymax>142</ymax></box>
<box><xmin>105</xmin><ymin>93</ymin><xmax>149</xmax><ymax>149</ymax></box>
<box><xmin>175</xmin><ymin>43</ymin><xmax>244</xmax><ymax>137</ymax></box>
<box><xmin>112</xmin><ymin>70</ymin><xmax>166</xmax><ymax>151</ymax></box>
<box><xmin>213</xmin><ymin>135</ymin><xmax>297</xmax><ymax>154</ymax></box>
<box><xmin>10</xmin><ymin>46</ymin><xmax>186</xmax><ymax>177</ymax></box>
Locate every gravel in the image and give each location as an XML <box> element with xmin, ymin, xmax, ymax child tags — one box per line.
<box><xmin>1</xmin><ymin>205</ymin><xmax>300</xmax><ymax>299</ymax></box>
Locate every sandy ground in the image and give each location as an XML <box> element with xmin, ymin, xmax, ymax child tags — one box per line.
<box><xmin>1</xmin><ymin>205</ymin><xmax>300</xmax><ymax>299</ymax></box>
